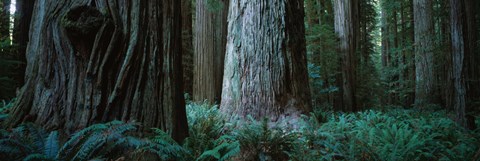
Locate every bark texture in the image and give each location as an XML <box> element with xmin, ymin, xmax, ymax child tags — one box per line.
<box><xmin>13</xmin><ymin>0</ymin><xmax>36</xmax><ymax>84</ymax></box>
<box><xmin>334</xmin><ymin>0</ymin><xmax>358</xmax><ymax>111</ymax></box>
<box><xmin>449</xmin><ymin>0</ymin><xmax>469</xmax><ymax>128</ymax></box>
<box><xmin>221</xmin><ymin>0</ymin><xmax>312</xmax><ymax>120</ymax></box>
<box><xmin>181</xmin><ymin>0</ymin><xmax>194</xmax><ymax>94</ymax></box>
<box><xmin>14</xmin><ymin>0</ymin><xmax>35</xmax><ymax>49</ymax></box>
<box><xmin>413</xmin><ymin>0</ymin><xmax>436</xmax><ymax>106</ymax></box>
<box><xmin>5</xmin><ymin>0</ymin><xmax>188</xmax><ymax>141</ymax></box>
<box><xmin>0</xmin><ymin>0</ymin><xmax>9</xmax><ymax>40</ymax></box>
<box><xmin>193</xmin><ymin>0</ymin><xmax>228</xmax><ymax>103</ymax></box>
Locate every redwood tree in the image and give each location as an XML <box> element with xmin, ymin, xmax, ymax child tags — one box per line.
<box><xmin>0</xmin><ymin>0</ymin><xmax>9</xmax><ymax>40</ymax></box>
<box><xmin>449</xmin><ymin>0</ymin><xmax>478</xmax><ymax>129</ymax></box>
<box><xmin>334</xmin><ymin>0</ymin><xmax>359</xmax><ymax>111</ymax></box>
<box><xmin>413</xmin><ymin>0</ymin><xmax>436</xmax><ymax>106</ymax></box>
<box><xmin>5</xmin><ymin>0</ymin><xmax>188</xmax><ymax>141</ymax></box>
<box><xmin>181</xmin><ymin>0</ymin><xmax>194</xmax><ymax>94</ymax></box>
<box><xmin>193</xmin><ymin>0</ymin><xmax>228</xmax><ymax>103</ymax></box>
<box><xmin>221</xmin><ymin>0</ymin><xmax>312</xmax><ymax>120</ymax></box>
<box><xmin>13</xmin><ymin>0</ymin><xmax>36</xmax><ymax>84</ymax></box>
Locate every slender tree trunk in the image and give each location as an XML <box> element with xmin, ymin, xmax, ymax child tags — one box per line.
<box><xmin>0</xmin><ymin>0</ymin><xmax>9</xmax><ymax>40</ymax></box>
<box><xmin>13</xmin><ymin>0</ymin><xmax>35</xmax><ymax>51</ymax></box>
<box><xmin>449</xmin><ymin>0</ymin><xmax>467</xmax><ymax>128</ymax></box>
<box><xmin>5</xmin><ymin>0</ymin><xmax>188</xmax><ymax>141</ymax></box>
<box><xmin>193</xmin><ymin>0</ymin><xmax>229</xmax><ymax>103</ymax></box>
<box><xmin>13</xmin><ymin>0</ymin><xmax>35</xmax><ymax>85</ymax></box>
<box><xmin>408</xmin><ymin>0</ymin><xmax>416</xmax><ymax>107</ymax></box>
<box><xmin>464</xmin><ymin>0</ymin><xmax>479</xmax><ymax>126</ymax></box>
<box><xmin>413</xmin><ymin>0</ymin><xmax>436</xmax><ymax>106</ymax></box>
<box><xmin>334</xmin><ymin>0</ymin><xmax>358</xmax><ymax>111</ymax></box>
<box><xmin>221</xmin><ymin>0</ymin><xmax>312</xmax><ymax>121</ymax></box>
<box><xmin>181</xmin><ymin>0</ymin><xmax>194</xmax><ymax>95</ymax></box>
<box><xmin>305</xmin><ymin>0</ymin><xmax>319</xmax><ymax>26</ymax></box>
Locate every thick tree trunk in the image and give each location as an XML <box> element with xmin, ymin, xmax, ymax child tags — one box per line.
<box><xmin>449</xmin><ymin>0</ymin><xmax>467</xmax><ymax>128</ymax></box>
<box><xmin>334</xmin><ymin>0</ymin><xmax>358</xmax><ymax>111</ymax></box>
<box><xmin>193</xmin><ymin>0</ymin><xmax>228</xmax><ymax>103</ymax></box>
<box><xmin>5</xmin><ymin>0</ymin><xmax>188</xmax><ymax>141</ymax></box>
<box><xmin>413</xmin><ymin>0</ymin><xmax>436</xmax><ymax>106</ymax></box>
<box><xmin>221</xmin><ymin>0</ymin><xmax>312</xmax><ymax>121</ymax></box>
<box><xmin>181</xmin><ymin>0</ymin><xmax>194</xmax><ymax>95</ymax></box>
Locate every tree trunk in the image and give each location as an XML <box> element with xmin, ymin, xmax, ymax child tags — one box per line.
<box><xmin>221</xmin><ymin>0</ymin><xmax>312</xmax><ymax>121</ymax></box>
<box><xmin>181</xmin><ymin>0</ymin><xmax>194</xmax><ymax>95</ymax></box>
<box><xmin>0</xmin><ymin>0</ymin><xmax>9</xmax><ymax>40</ymax></box>
<box><xmin>464</xmin><ymin>0</ymin><xmax>479</xmax><ymax>123</ymax></box>
<box><xmin>413</xmin><ymin>0</ymin><xmax>436</xmax><ymax>106</ymax></box>
<box><xmin>334</xmin><ymin>0</ymin><xmax>358</xmax><ymax>111</ymax></box>
<box><xmin>5</xmin><ymin>0</ymin><xmax>188</xmax><ymax>141</ymax></box>
<box><xmin>449</xmin><ymin>0</ymin><xmax>467</xmax><ymax>128</ymax></box>
<box><xmin>305</xmin><ymin>0</ymin><xmax>318</xmax><ymax>26</ymax></box>
<box><xmin>13</xmin><ymin>0</ymin><xmax>35</xmax><ymax>85</ymax></box>
<box><xmin>193</xmin><ymin>0</ymin><xmax>229</xmax><ymax>103</ymax></box>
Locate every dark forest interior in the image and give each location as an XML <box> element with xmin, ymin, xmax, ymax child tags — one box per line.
<box><xmin>0</xmin><ymin>0</ymin><xmax>479</xmax><ymax>160</ymax></box>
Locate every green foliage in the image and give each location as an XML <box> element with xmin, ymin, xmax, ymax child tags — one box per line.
<box><xmin>0</xmin><ymin>121</ymin><xmax>147</xmax><ymax>161</ymax></box>
<box><xmin>292</xmin><ymin>109</ymin><xmax>480</xmax><ymax>160</ymax></box>
<box><xmin>233</xmin><ymin>117</ymin><xmax>298</xmax><ymax>160</ymax></box>
<box><xmin>59</xmin><ymin>121</ymin><xmax>141</xmax><ymax>161</ymax></box>
<box><xmin>183</xmin><ymin>102</ymin><xmax>240</xmax><ymax>161</ymax></box>
<box><xmin>204</xmin><ymin>0</ymin><xmax>224</xmax><ymax>12</ymax></box>
<box><xmin>1</xmin><ymin>104</ymin><xmax>478</xmax><ymax>161</ymax></box>
<box><xmin>0</xmin><ymin>40</ymin><xmax>22</xmax><ymax>100</ymax></box>
<box><xmin>0</xmin><ymin>98</ymin><xmax>14</xmax><ymax>122</ymax></box>
<box><xmin>138</xmin><ymin>128</ymin><xmax>189</xmax><ymax>160</ymax></box>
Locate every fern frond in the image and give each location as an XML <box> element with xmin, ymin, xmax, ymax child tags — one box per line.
<box><xmin>23</xmin><ymin>153</ymin><xmax>53</xmax><ymax>161</ymax></box>
<box><xmin>71</xmin><ymin>133</ymin><xmax>106</xmax><ymax>161</ymax></box>
<box><xmin>0</xmin><ymin>139</ymin><xmax>34</xmax><ymax>155</ymax></box>
<box><xmin>58</xmin><ymin>123</ymin><xmax>109</xmax><ymax>158</ymax></box>
<box><xmin>44</xmin><ymin>131</ymin><xmax>59</xmax><ymax>159</ymax></box>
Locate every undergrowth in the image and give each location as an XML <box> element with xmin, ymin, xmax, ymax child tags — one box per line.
<box><xmin>0</xmin><ymin>102</ymin><xmax>478</xmax><ymax>161</ymax></box>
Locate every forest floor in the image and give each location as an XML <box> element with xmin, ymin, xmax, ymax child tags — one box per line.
<box><xmin>0</xmin><ymin>101</ymin><xmax>479</xmax><ymax>160</ymax></box>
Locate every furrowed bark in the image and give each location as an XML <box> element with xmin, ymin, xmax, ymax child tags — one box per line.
<box><xmin>5</xmin><ymin>0</ymin><xmax>188</xmax><ymax>141</ymax></box>
<box><xmin>221</xmin><ymin>0</ymin><xmax>312</xmax><ymax>121</ymax></box>
<box><xmin>193</xmin><ymin>0</ymin><xmax>229</xmax><ymax>104</ymax></box>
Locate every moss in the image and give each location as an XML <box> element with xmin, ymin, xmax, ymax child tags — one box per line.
<box><xmin>61</xmin><ymin>6</ymin><xmax>104</xmax><ymax>37</ymax></box>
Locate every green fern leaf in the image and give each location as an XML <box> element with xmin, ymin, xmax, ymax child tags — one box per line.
<box><xmin>23</xmin><ymin>153</ymin><xmax>52</xmax><ymax>161</ymax></box>
<box><xmin>44</xmin><ymin>131</ymin><xmax>59</xmax><ymax>159</ymax></box>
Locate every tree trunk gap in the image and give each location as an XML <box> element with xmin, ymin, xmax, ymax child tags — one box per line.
<box><xmin>193</xmin><ymin>0</ymin><xmax>229</xmax><ymax>104</ymax></box>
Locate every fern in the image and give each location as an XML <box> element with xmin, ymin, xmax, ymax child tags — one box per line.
<box><xmin>23</xmin><ymin>154</ymin><xmax>54</xmax><ymax>161</ymax></box>
<box><xmin>43</xmin><ymin>131</ymin><xmax>59</xmax><ymax>159</ymax></box>
<box><xmin>59</xmin><ymin>121</ymin><xmax>139</xmax><ymax>161</ymax></box>
<box><xmin>233</xmin><ymin>117</ymin><xmax>297</xmax><ymax>160</ymax></box>
<box><xmin>140</xmin><ymin>128</ymin><xmax>189</xmax><ymax>160</ymax></box>
<box><xmin>197</xmin><ymin>136</ymin><xmax>240</xmax><ymax>161</ymax></box>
